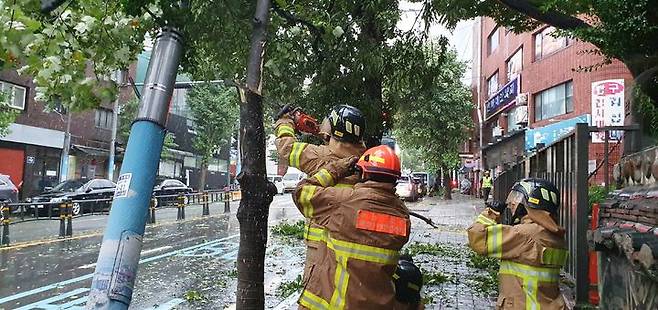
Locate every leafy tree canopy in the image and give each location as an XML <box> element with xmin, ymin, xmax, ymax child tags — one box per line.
<box><xmin>394</xmin><ymin>49</ymin><xmax>473</xmax><ymax>172</ymax></box>
<box><xmin>186</xmin><ymin>83</ymin><xmax>239</xmax><ymax>164</ymax></box>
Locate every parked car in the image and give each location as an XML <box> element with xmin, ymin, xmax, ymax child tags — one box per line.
<box><xmin>412</xmin><ymin>177</ymin><xmax>427</xmax><ymax>197</ymax></box>
<box><xmin>282</xmin><ymin>172</ymin><xmax>306</xmax><ymax>192</ymax></box>
<box><xmin>0</xmin><ymin>174</ymin><xmax>19</xmax><ymax>206</ymax></box>
<box><xmin>396</xmin><ymin>175</ymin><xmax>419</xmax><ymax>202</ymax></box>
<box><xmin>152</xmin><ymin>179</ymin><xmax>193</xmax><ymax>207</ymax></box>
<box><xmin>26</xmin><ymin>178</ymin><xmax>116</xmax><ymax>216</ymax></box>
<box><xmin>267</xmin><ymin>175</ymin><xmax>285</xmax><ymax>195</ymax></box>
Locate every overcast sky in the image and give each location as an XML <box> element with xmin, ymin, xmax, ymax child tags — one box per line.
<box><xmin>397</xmin><ymin>1</ymin><xmax>475</xmax><ymax>85</ymax></box>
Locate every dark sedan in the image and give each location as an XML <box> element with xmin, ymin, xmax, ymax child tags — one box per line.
<box><xmin>26</xmin><ymin>179</ymin><xmax>116</xmax><ymax>216</ymax></box>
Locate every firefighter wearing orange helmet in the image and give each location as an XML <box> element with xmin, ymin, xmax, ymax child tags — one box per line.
<box><xmin>275</xmin><ymin>104</ymin><xmax>367</xmax><ymax>293</ymax></box>
<box><xmin>468</xmin><ymin>178</ymin><xmax>568</xmax><ymax>309</ymax></box>
<box><xmin>292</xmin><ymin>145</ymin><xmax>421</xmax><ymax>309</ymax></box>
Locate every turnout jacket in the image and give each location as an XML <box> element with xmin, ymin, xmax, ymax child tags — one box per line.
<box><xmin>274</xmin><ymin>117</ymin><xmax>367</xmax><ymax>298</ymax></box>
<box><xmin>292</xmin><ymin>159</ymin><xmax>412</xmax><ymax>309</ymax></box>
<box><xmin>468</xmin><ymin>208</ymin><xmax>568</xmax><ymax>310</ymax></box>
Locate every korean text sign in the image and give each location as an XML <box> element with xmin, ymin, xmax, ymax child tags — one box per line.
<box><xmin>591</xmin><ymin>79</ymin><xmax>625</xmax><ymax>143</ymax></box>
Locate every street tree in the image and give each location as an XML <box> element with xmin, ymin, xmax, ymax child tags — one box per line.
<box><xmin>0</xmin><ymin>91</ymin><xmax>17</xmax><ymax>137</ymax></box>
<box><xmin>186</xmin><ymin>84</ymin><xmax>239</xmax><ymax>192</ymax></box>
<box><xmin>1</xmin><ymin>0</ymin><xmax>452</xmax><ymax>307</ymax></box>
<box><xmin>262</xmin><ymin>1</ymin><xmax>450</xmax><ymax>145</ymax></box>
<box><xmin>393</xmin><ymin>49</ymin><xmax>473</xmax><ymax>200</ymax></box>
<box><xmin>420</xmin><ymin>0</ymin><xmax>658</xmax><ymax>137</ymax></box>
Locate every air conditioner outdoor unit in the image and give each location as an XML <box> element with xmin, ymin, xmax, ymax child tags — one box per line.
<box><xmin>515</xmin><ymin>106</ymin><xmax>528</xmax><ymax>125</ymax></box>
<box><xmin>492</xmin><ymin>126</ymin><xmax>503</xmax><ymax>138</ymax></box>
<box><xmin>516</xmin><ymin>93</ymin><xmax>529</xmax><ymax>106</ymax></box>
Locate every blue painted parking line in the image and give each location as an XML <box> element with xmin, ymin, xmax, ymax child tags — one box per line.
<box><xmin>0</xmin><ymin>234</ymin><xmax>239</xmax><ymax>306</ymax></box>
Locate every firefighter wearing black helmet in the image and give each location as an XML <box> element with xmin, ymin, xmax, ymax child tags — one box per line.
<box><xmin>467</xmin><ymin>178</ymin><xmax>568</xmax><ymax>309</ymax></box>
<box><xmin>273</xmin><ymin>104</ymin><xmax>367</xmax><ymax>301</ymax></box>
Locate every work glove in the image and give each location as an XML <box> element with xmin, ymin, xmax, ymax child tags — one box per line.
<box><xmin>275</xmin><ymin>104</ymin><xmax>294</xmax><ymax>120</ymax></box>
<box><xmin>333</xmin><ymin>156</ymin><xmax>359</xmax><ymax>179</ymax></box>
<box><xmin>486</xmin><ymin>200</ymin><xmax>507</xmax><ymax>213</ymax></box>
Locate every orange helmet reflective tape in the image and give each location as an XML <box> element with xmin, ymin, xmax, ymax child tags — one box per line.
<box><xmin>356</xmin><ymin>145</ymin><xmax>401</xmax><ymax>178</ymax></box>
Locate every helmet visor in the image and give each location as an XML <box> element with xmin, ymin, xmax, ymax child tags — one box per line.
<box><xmin>505</xmin><ymin>190</ymin><xmax>525</xmax><ymax>214</ymax></box>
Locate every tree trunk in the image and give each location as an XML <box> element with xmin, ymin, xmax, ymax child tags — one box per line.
<box><xmin>199</xmin><ymin>159</ymin><xmax>209</xmax><ymax>191</ymax></box>
<box><xmin>235</xmin><ymin>0</ymin><xmax>273</xmax><ymax>309</ymax></box>
<box><xmin>442</xmin><ymin>165</ymin><xmax>452</xmax><ymax>200</ymax></box>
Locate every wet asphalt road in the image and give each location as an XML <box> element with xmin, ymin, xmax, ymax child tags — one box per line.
<box><xmin>6</xmin><ymin>201</ymin><xmax>241</xmax><ymax>245</ymax></box>
<box><xmin>0</xmin><ymin>194</ymin><xmax>298</xmax><ymax>310</ymax></box>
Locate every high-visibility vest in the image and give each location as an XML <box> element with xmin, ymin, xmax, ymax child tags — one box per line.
<box><xmin>482</xmin><ymin>176</ymin><xmax>493</xmax><ymax>188</ymax></box>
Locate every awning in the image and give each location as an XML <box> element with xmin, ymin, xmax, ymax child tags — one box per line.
<box><xmin>71</xmin><ymin>144</ymin><xmax>110</xmax><ymax>157</ymax></box>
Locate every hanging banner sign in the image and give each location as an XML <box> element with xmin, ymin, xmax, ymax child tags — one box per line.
<box><xmin>591</xmin><ymin>79</ymin><xmax>625</xmax><ymax>143</ymax></box>
<box><xmin>485</xmin><ymin>76</ymin><xmax>520</xmax><ymax>120</ymax></box>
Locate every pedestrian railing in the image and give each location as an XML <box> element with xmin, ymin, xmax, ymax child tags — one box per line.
<box><xmin>492</xmin><ymin>123</ymin><xmax>590</xmax><ymax>305</ymax></box>
<box><xmin>0</xmin><ymin>189</ymin><xmax>241</xmax><ymax>247</ymax></box>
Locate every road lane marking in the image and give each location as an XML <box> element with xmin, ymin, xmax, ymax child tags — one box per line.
<box><xmin>78</xmin><ymin>263</ymin><xmax>96</xmax><ymax>269</ymax></box>
<box><xmin>14</xmin><ymin>287</ymin><xmax>90</xmax><ymax>310</ymax></box>
<box><xmin>0</xmin><ymin>234</ymin><xmax>239</xmax><ymax>305</ymax></box>
<box><xmin>141</xmin><ymin>245</ymin><xmax>173</xmax><ymax>256</ymax></box>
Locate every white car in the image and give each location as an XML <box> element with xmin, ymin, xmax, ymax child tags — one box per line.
<box><xmin>267</xmin><ymin>175</ymin><xmax>285</xmax><ymax>195</ymax></box>
<box><xmin>396</xmin><ymin>176</ymin><xmax>418</xmax><ymax>202</ymax></box>
<box><xmin>282</xmin><ymin>172</ymin><xmax>306</xmax><ymax>192</ymax></box>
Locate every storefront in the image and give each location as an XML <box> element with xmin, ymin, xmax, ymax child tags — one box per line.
<box><xmin>0</xmin><ymin>123</ymin><xmax>65</xmax><ymax>199</ymax></box>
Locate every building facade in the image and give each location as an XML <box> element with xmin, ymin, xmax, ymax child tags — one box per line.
<box><xmin>472</xmin><ymin>17</ymin><xmax>634</xmax><ymax>186</ymax></box>
<box><xmin>0</xmin><ymin>68</ymin><xmax>131</xmax><ymax>199</ymax></box>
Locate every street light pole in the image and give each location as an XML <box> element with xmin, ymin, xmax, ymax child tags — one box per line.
<box><xmin>86</xmin><ymin>28</ymin><xmax>183</xmax><ymax>309</ymax></box>
<box><xmin>108</xmin><ymin>70</ymin><xmax>122</xmax><ymax>181</ymax></box>
<box><xmin>59</xmin><ymin>111</ymin><xmax>72</xmax><ymax>182</ymax></box>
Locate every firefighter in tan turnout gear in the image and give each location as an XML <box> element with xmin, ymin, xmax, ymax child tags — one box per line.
<box><xmin>274</xmin><ymin>104</ymin><xmax>367</xmax><ymax>305</ymax></box>
<box><xmin>468</xmin><ymin>178</ymin><xmax>569</xmax><ymax>310</ymax></box>
<box><xmin>292</xmin><ymin>145</ymin><xmax>419</xmax><ymax>309</ymax></box>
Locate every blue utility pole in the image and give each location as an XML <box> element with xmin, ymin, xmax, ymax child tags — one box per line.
<box><xmin>86</xmin><ymin>28</ymin><xmax>183</xmax><ymax>309</ymax></box>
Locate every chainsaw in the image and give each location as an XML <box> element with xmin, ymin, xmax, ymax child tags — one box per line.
<box><xmin>276</xmin><ymin>104</ymin><xmax>321</xmax><ymax>135</ymax></box>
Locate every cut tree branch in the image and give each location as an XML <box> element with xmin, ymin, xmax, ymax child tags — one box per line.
<box><xmin>497</xmin><ymin>0</ymin><xmax>591</xmax><ymax>30</ymax></box>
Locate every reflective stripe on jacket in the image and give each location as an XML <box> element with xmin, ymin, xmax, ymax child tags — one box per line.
<box><xmin>274</xmin><ymin>117</ymin><xmax>367</xmax><ymax>301</ymax></box>
<box><xmin>468</xmin><ymin>209</ymin><xmax>568</xmax><ymax>310</ymax></box>
<box><xmin>293</xmin><ymin>164</ymin><xmax>413</xmax><ymax>309</ymax></box>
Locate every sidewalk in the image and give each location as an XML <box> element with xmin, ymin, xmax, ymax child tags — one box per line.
<box><xmin>254</xmin><ymin>194</ymin><xmax>496</xmax><ymax>310</ymax></box>
<box><xmin>146</xmin><ymin>194</ymin><xmax>492</xmax><ymax>309</ymax></box>
<box><xmin>407</xmin><ymin>194</ymin><xmax>496</xmax><ymax>309</ymax></box>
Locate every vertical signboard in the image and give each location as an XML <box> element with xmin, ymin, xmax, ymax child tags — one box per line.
<box><xmin>591</xmin><ymin>79</ymin><xmax>625</xmax><ymax>142</ymax></box>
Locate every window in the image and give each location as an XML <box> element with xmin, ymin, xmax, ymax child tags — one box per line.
<box><xmin>506</xmin><ymin>48</ymin><xmax>523</xmax><ymax>81</ymax></box>
<box><xmin>487</xmin><ymin>27</ymin><xmax>500</xmax><ymax>55</ymax></box>
<box><xmin>534</xmin><ymin>27</ymin><xmax>571</xmax><ymax>60</ymax></box>
<box><xmin>95</xmin><ymin>109</ymin><xmax>114</xmax><ymax>129</ymax></box>
<box><xmin>0</xmin><ymin>80</ymin><xmax>27</xmax><ymax>110</ymax></box>
<box><xmin>534</xmin><ymin>81</ymin><xmax>574</xmax><ymax>121</ymax></box>
<box><xmin>487</xmin><ymin>72</ymin><xmax>499</xmax><ymax>98</ymax></box>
